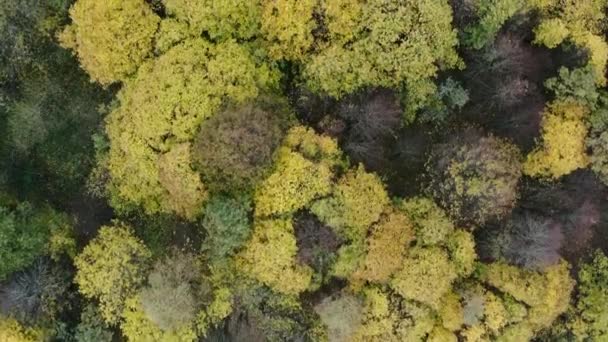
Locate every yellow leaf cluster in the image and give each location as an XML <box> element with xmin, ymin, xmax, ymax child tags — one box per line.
<box><xmin>391</xmin><ymin>247</ymin><xmax>458</xmax><ymax>308</ymax></box>
<box><xmin>322</xmin><ymin>0</ymin><xmax>362</xmax><ymax>43</ymax></box>
<box><xmin>311</xmin><ymin>165</ymin><xmax>389</xmax><ymax>240</ymax></box>
<box><xmin>447</xmin><ymin>230</ymin><xmax>477</xmax><ymax>277</ymax></box>
<box><xmin>237</xmin><ymin>218</ymin><xmax>312</xmax><ymax>295</ymax></box>
<box><xmin>74</xmin><ymin>224</ymin><xmax>151</xmax><ymax>324</ymax></box>
<box><xmin>254</xmin><ymin>126</ymin><xmax>343</xmax><ymax>217</ymax></box>
<box><xmin>524</xmin><ymin>100</ymin><xmax>590</xmax><ymax>179</ymax></box>
<box><xmin>399</xmin><ymin>197</ymin><xmax>454</xmax><ymax>245</ymax></box>
<box><xmin>157</xmin><ymin>144</ymin><xmax>207</xmax><ymax>220</ymax></box>
<box><xmin>163</xmin><ymin>0</ymin><xmax>262</xmax><ymax>42</ymax></box>
<box><xmin>532</xmin><ymin>0</ymin><xmax>608</xmax><ymax>84</ymax></box>
<box><xmin>59</xmin><ymin>0</ymin><xmax>160</xmax><ymax>85</ymax></box>
<box><xmin>121</xmin><ymin>296</ymin><xmax>197</xmax><ymax>342</ymax></box>
<box><xmin>254</xmin><ymin>149</ymin><xmax>333</xmax><ymax>218</ymax></box>
<box><xmin>534</xmin><ymin>18</ymin><xmax>569</xmax><ymax>48</ymax></box>
<box><xmin>352</xmin><ymin>209</ymin><xmax>414</xmax><ymax>283</ymax></box>
<box><xmin>106</xmin><ymin>38</ymin><xmax>276</xmax><ymax>217</ymax></box>
<box><xmin>482</xmin><ymin>261</ymin><xmax>574</xmax><ymax>333</ymax></box>
<box><xmin>438</xmin><ymin>292</ymin><xmax>465</xmax><ymax>332</ymax></box>
<box><xmin>0</xmin><ymin>317</ymin><xmax>45</xmax><ymax>342</ymax></box>
<box><xmin>352</xmin><ymin>287</ymin><xmax>437</xmax><ymax>342</ymax></box>
<box><xmin>260</xmin><ymin>0</ymin><xmax>317</xmax><ymax>61</ymax></box>
<box><xmin>305</xmin><ymin>0</ymin><xmax>460</xmax><ymax>98</ymax></box>
<box><xmin>428</xmin><ymin>326</ymin><xmax>458</xmax><ymax>342</ymax></box>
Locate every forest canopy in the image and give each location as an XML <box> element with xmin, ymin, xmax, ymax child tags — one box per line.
<box><xmin>1</xmin><ymin>0</ymin><xmax>608</xmax><ymax>341</ymax></box>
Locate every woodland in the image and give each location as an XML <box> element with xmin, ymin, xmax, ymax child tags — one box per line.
<box><xmin>1</xmin><ymin>0</ymin><xmax>608</xmax><ymax>341</ymax></box>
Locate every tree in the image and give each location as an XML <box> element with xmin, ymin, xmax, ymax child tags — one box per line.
<box><xmin>398</xmin><ymin>197</ymin><xmax>454</xmax><ymax>246</ymax></box>
<box><xmin>532</xmin><ymin>0</ymin><xmax>608</xmax><ymax>85</ymax></box>
<box><xmin>3</xmin><ymin>259</ymin><xmax>72</xmax><ymax>324</ymax></box>
<box><xmin>74</xmin><ymin>304</ymin><xmax>114</xmax><ymax>342</ymax></box>
<box><xmin>293</xmin><ymin>213</ymin><xmax>342</xmax><ymax>284</ymax></box>
<box><xmin>463</xmin><ymin>0</ymin><xmax>526</xmax><ymax>49</ymax></box>
<box><xmin>446</xmin><ymin>230</ymin><xmax>477</xmax><ymax>277</ymax></box>
<box><xmin>544</xmin><ymin>67</ymin><xmax>599</xmax><ymax>109</ymax></box>
<box><xmin>534</xmin><ymin>18</ymin><xmax>569</xmax><ymax>48</ymax></box>
<box><xmin>586</xmin><ymin>92</ymin><xmax>608</xmax><ymax>185</ymax></box>
<box><xmin>163</xmin><ymin>0</ymin><xmax>262</xmax><ymax>41</ymax></box>
<box><xmin>229</xmin><ymin>280</ymin><xmax>325</xmax><ymax>341</ymax></box>
<box><xmin>201</xmin><ymin>195</ymin><xmax>252</xmax><ymax>262</ymax></box>
<box><xmin>59</xmin><ymin>0</ymin><xmax>160</xmax><ymax>85</ymax></box>
<box><xmin>352</xmin><ymin>208</ymin><xmax>414</xmax><ymax>283</ymax></box>
<box><xmin>569</xmin><ymin>250</ymin><xmax>608</xmax><ymax>340</ymax></box>
<box><xmin>193</xmin><ymin>97</ymin><xmax>292</xmax><ymax>194</ymax></box>
<box><xmin>311</xmin><ymin>165</ymin><xmax>389</xmax><ymax>241</ymax></box>
<box><xmin>254</xmin><ymin>126</ymin><xmax>344</xmax><ymax>218</ymax></box>
<box><xmin>427</xmin><ymin>131</ymin><xmax>522</xmax><ymax>227</ymax></box>
<box><xmin>438</xmin><ymin>291</ymin><xmax>465</xmax><ymax>332</ymax></box>
<box><xmin>352</xmin><ymin>286</ymin><xmax>437</xmax><ymax>341</ymax></box>
<box><xmin>157</xmin><ymin>143</ymin><xmax>208</xmax><ymax>220</ymax></box>
<box><xmin>0</xmin><ymin>316</ymin><xmax>45</xmax><ymax>342</ymax></box>
<box><xmin>123</xmin><ymin>258</ymin><xmax>232</xmax><ymax>341</ymax></box>
<box><xmin>305</xmin><ymin>0</ymin><xmax>460</xmax><ymax>106</ymax></box>
<box><xmin>120</xmin><ymin>296</ymin><xmax>198</xmax><ymax>342</ymax></box>
<box><xmin>524</xmin><ymin>100</ymin><xmax>589</xmax><ymax>179</ymax></box>
<box><xmin>139</xmin><ymin>251</ymin><xmax>202</xmax><ymax>332</ymax></box>
<box><xmin>255</xmin><ymin>149</ymin><xmax>334</xmax><ymax>219</ymax></box>
<box><xmin>106</xmin><ymin>38</ymin><xmax>276</xmax><ymax>217</ymax></box>
<box><xmin>0</xmin><ymin>0</ymin><xmax>111</xmax><ymax>200</ymax></box>
<box><xmin>481</xmin><ymin>261</ymin><xmax>574</xmax><ymax>331</ymax></box>
<box><xmin>196</xmin><ymin>0</ymin><xmax>262</xmax><ymax>41</ymax></box>
<box><xmin>74</xmin><ymin>224</ymin><xmax>151</xmax><ymax>324</ymax></box>
<box><xmin>391</xmin><ymin>247</ymin><xmax>458</xmax><ymax>308</ymax></box>
<box><xmin>461</xmin><ymin>32</ymin><xmax>550</xmax><ymax>150</ymax></box>
<box><xmin>334</xmin><ymin>89</ymin><xmax>402</xmax><ymax>171</ymax></box>
<box><xmin>315</xmin><ymin>293</ymin><xmax>363</xmax><ymax>342</ymax></box>
<box><xmin>0</xmin><ymin>203</ymin><xmax>65</xmax><ymax>280</ymax></box>
<box><xmin>480</xmin><ymin>212</ymin><xmax>563</xmax><ymax>270</ymax></box>
<box><xmin>237</xmin><ymin>218</ymin><xmax>313</xmax><ymax>295</ymax></box>
<box><xmin>260</xmin><ymin>0</ymin><xmax>316</xmax><ymax>61</ymax></box>
<box><xmin>418</xmin><ymin>77</ymin><xmax>470</xmax><ymax>126</ymax></box>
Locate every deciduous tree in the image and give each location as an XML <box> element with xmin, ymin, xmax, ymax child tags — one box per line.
<box><xmin>237</xmin><ymin>218</ymin><xmax>313</xmax><ymax>295</ymax></box>
<box><xmin>106</xmin><ymin>38</ymin><xmax>276</xmax><ymax>217</ymax></box>
<box><xmin>139</xmin><ymin>251</ymin><xmax>202</xmax><ymax>332</ymax></box>
<box><xmin>532</xmin><ymin>0</ymin><xmax>608</xmax><ymax>85</ymax></box>
<box><xmin>74</xmin><ymin>224</ymin><xmax>151</xmax><ymax>324</ymax></box>
<box><xmin>305</xmin><ymin>0</ymin><xmax>460</xmax><ymax>109</ymax></box>
<box><xmin>74</xmin><ymin>304</ymin><xmax>114</xmax><ymax>342</ymax></box>
<box><xmin>398</xmin><ymin>197</ymin><xmax>454</xmax><ymax>246</ymax></box>
<box><xmin>524</xmin><ymin>100</ymin><xmax>589</xmax><ymax>179</ymax></box>
<box><xmin>3</xmin><ymin>259</ymin><xmax>72</xmax><ymax>324</ymax></box>
<box><xmin>569</xmin><ymin>250</ymin><xmax>608</xmax><ymax>340</ymax></box>
<box><xmin>586</xmin><ymin>93</ymin><xmax>608</xmax><ymax>185</ymax></box>
<box><xmin>353</xmin><ymin>208</ymin><xmax>414</xmax><ymax>283</ymax></box>
<box><xmin>254</xmin><ymin>126</ymin><xmax>344</xmax><ymax>217</ymax></box>
<box><xmin>59</xmin><ymin>0</ymin><xmax>160</xmax><ymax>85</ymax></box>
<box><xmin>391</xmin><ymin>247</ymin><xmax>458</xmax><ymax>308</ymax></box>
<box><xmin>0</xmin><ymin>316</ymin><xmax>44</xmax><ymax>342</ymax></box>
<box><xmin>311</xmin><ymin>165</ymin><xmax>389</xmax><ymax>241</ymax></box>
<box><xmin>427</xmin><ymin>131</ymin><xmax>522</xmax><ymax>227</ymax></box>
<box><xmin>193</xmin><ymin>97</ymin><xmax>292</xmax><ymax>194</ymax></box>
<box><xmin>315</xmin><ymin>293</ymin><xmax>363</xmax><ymax>342</ymax></box>
<box><xmin>0</xmin><ymin>203</ymin><xmax>67</xmax><ymax>280</ymax></box>
<box><xmin>260</xmin><ymin>0</ymin><xmax>316</xmax><ymax>61</ymax></box>
<box><xmin>201</xmin><ymin>195</ymin><xmax>252</xmax><ymax>262</ymax></box>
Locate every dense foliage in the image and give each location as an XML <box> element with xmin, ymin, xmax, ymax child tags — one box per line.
<box><xmin>2</xmin><ymin>0</ymin><xmax>608</xmax><ymax>341</ymax></box>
